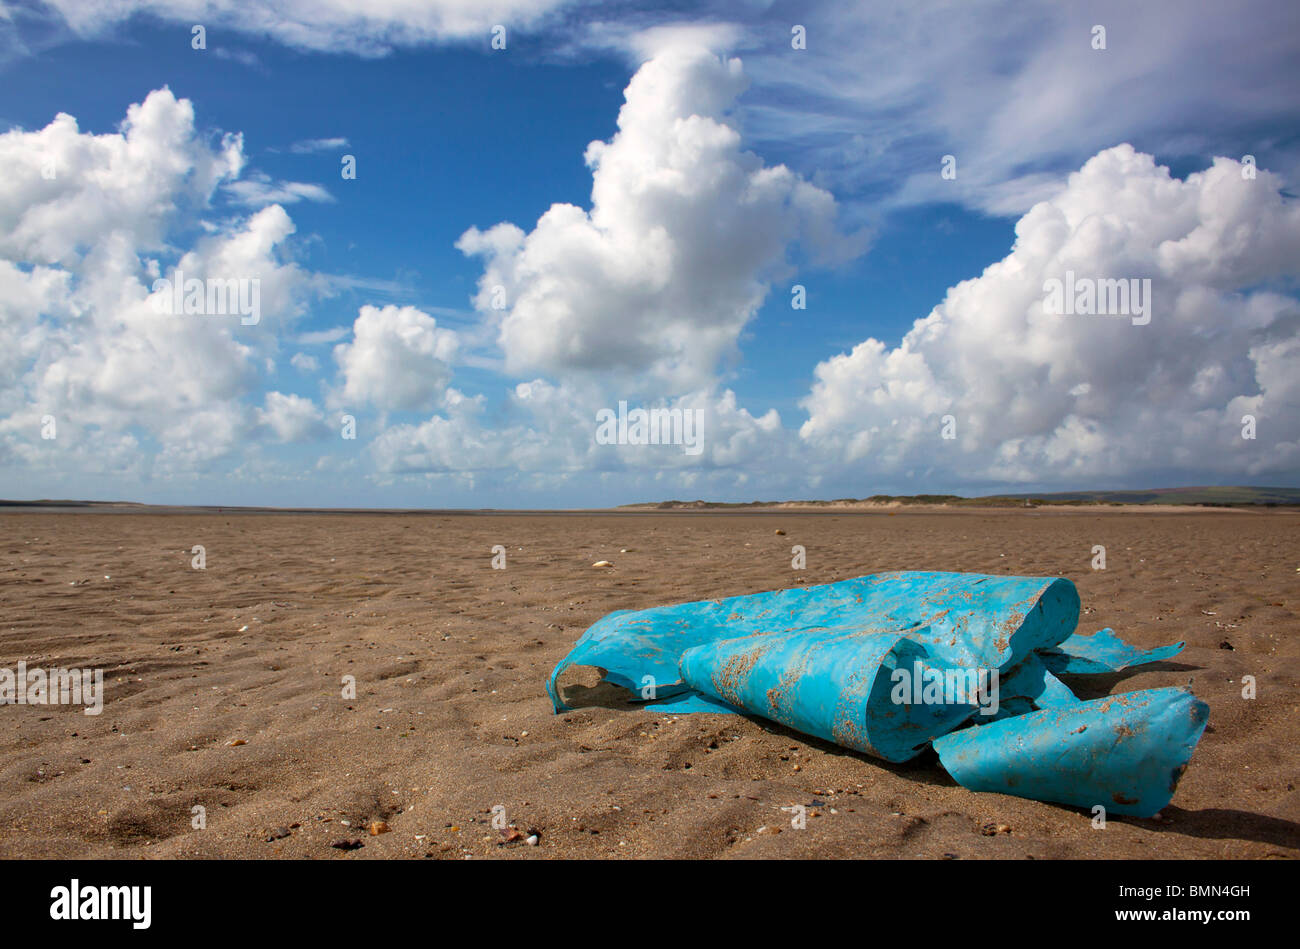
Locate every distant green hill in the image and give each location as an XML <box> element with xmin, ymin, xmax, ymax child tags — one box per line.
<box><xmin>989</xmin><ymin>486</ymin><xmax>1300</xmax><ymax>506</ymax></box>
<box><xmin>630</xmin><ymin>486</ymin><xmax>1300</xmax><ymax>509</ymax></box>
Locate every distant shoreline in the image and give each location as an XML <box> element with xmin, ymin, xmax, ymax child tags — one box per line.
<box><xmin>619</xmin><ymin>486</ymin><xmax>1300</xmax><ymax>511</ymax></box>
<box><xmin>2</xmin><ymin>485</ymin><xmax>1299</xmax><ymax>516</ymax></box>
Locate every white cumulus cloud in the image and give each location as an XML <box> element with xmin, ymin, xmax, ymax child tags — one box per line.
<box><xmin>0</xmin><ymin>87</ymin><xmax>243</xmax><ymax>264</ymax></box>
<box><xmin>457</xmin><ymin>45</ymin><xmax>863</xmax><ymax>393</ymax></box>
<box><xmin>800</xmin><ymin>145</ymin><xmax>1300</xmax><ymax>487</ymax></box>
<box><xmin>332</xmin><ymin>304</ymin><xmax>459</xmax><ymax>412</ymax></box>
<box><xmin>256</xmin><ymin>390</ymin><xmax>327</xmax><ymax>442</ymax></box>
<box><xmin>0</xmin><ymin>88</ymin><xmax>329</xmax><ymax>478</ymax></box>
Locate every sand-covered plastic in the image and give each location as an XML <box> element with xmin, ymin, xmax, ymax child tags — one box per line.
<box><xmin>547</xmin><ymin>571</ymin><xmax>1208</xmax><ymax>816</ymax></box>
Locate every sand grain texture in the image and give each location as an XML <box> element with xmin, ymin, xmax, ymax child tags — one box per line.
<box><xmin>0</xmin><ymin>510</ymin><xmax>1297</xmax><ymax>859</ymax></box>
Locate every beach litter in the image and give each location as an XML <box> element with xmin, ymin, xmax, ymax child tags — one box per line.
<box><xmin>547</xmin><ymin>571</ymin><xmax>1208</xmax><ymax>816</ymax></box>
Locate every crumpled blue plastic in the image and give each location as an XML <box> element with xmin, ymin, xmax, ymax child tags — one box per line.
<box><xmin>547</xmin><ymin>571</ymin><xmax>1208</xmax><ymax>816</ymax></box>
<box><xmin>1039</xmin><ymin>627</ymin><xmax>1187</xmax><ymax>675</ymax></box>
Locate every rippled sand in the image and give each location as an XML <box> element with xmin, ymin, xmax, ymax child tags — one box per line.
<box><xmin>0</xmin><ymin>508</ymin><xmax>1296</xmax><ymax>858</ymax></box>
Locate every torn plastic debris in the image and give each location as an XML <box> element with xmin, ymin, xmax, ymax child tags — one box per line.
<box><xmin>1039</xmin><ymin>627</ymin><xmax>1187</xmax><ymax>675</ymax></box>
<box><xmin>932</xmin><ymin>687</ymin><xmax>1209</xmax><ymax>817</ymax></box>
<box><xmin>547</xmin><ymin>571</ymin><xmax>1207</xmax><ymax>816</ymax></box>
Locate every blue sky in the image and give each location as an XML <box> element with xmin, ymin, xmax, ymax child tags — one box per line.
<box><xmin>1</xmin><ymin>1</ymin><xmax>1298</xmax><ymax>507</ymax></box>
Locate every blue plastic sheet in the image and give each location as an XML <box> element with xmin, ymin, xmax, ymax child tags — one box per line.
<box><xmin>1040</xmin><ymin>627</ymin><xmax>1188</xmax><ymax>675</ymax></box>
<box><xmin>547</xmin><ymin>571</ymin><xmax>1208</xmax><ymax>816</ymax></box>
<box><xmin>932</xmin><ymin>687</ymin><xmax>1209</xmax><ymax>816</ymax></box>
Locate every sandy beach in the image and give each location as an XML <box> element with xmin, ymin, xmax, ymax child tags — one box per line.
<box><xmin>0</xmin><ymin>508</ymin><xmax>1296</xmax><ymax>859</ymax></box>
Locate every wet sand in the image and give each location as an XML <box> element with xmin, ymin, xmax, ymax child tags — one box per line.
<box><xmin>0</xmin><ymin>508</ymin><xmax>1296</xmax><ymax>858</ymax></box>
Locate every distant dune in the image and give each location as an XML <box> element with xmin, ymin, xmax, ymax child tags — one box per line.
<box><xmin>621</xmin><ymin>486</ymin><xmax>1300</xmax><ymax>511</ymax></box>
<box><xmin>2</xmin><ymin>486</ymin><xmax>1298</xmax><ymax>514</ymax></box>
